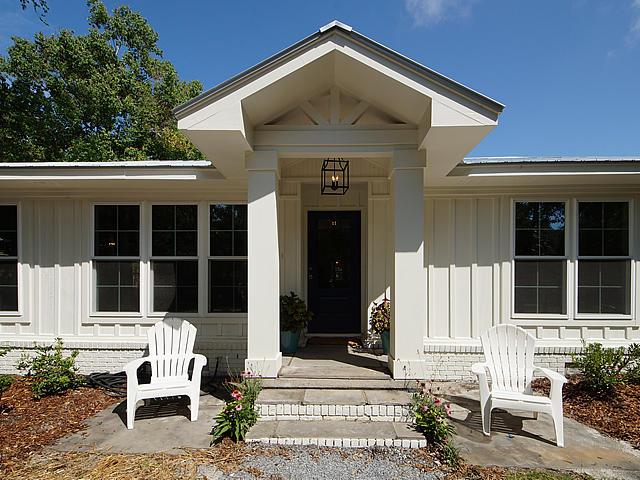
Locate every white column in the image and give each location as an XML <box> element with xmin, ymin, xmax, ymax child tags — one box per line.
<box><xmin>245</xmin><ymin>150</ymin><xmax>282</xmax><ymax>377</ymax></box>
<box><xmin>389</xmin><ymin>148</ymin><xmax>427</xmax><ymax>379</ymax></box>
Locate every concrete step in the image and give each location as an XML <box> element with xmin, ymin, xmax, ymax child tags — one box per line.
<box><xmin>246</xmin><ymin>420</ymin><xmax>427</xmax><ymax>448</ymax></box>
<box><xmin>256</xmin><ymin>388</ymin><xmax>413</xmax><ymax>422</ymax></box>
<box><xmin>261</xmin><ymin>377</ymin><xmax>411</xmax><ymax>389</ymax></box>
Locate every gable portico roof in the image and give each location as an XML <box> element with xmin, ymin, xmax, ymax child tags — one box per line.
<box><xmin>173</xmin><ymin>20</ymin><xmax>504</xmax><ymax>120</ymax></box>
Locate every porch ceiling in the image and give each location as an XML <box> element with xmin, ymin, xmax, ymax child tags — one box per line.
<box><xmin>175</xmin><ymin>22</ymin><xmax>504</xmax><ymax>180</ymax></box>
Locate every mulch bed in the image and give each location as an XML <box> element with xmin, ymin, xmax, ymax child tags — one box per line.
<box><xmin>533</xmin><ymin>376</ymin><xmax>640</xmax><ymax>448</ymax></box>
<box><xmin>0</xmin><ymin>376</ymin><xmax>118</xmax><ymax>474</ymax></box>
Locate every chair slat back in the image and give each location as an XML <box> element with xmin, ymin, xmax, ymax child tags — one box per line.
<box><xmin>480</xmin><ymin>324</ymin><xmax>536</xmax><ymax>392</ymax></box>
<box><xmin>147</xmin><ymin>318</ymin><xmax>197</xmax><ymax>382</ymax></box>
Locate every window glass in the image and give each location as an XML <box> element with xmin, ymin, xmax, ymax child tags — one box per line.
<box><xmin>210</xmin><ymin>205</ymin><xmax>247</xmax><ymax>256</ymax></box>
<box><xmin>577</xmin><ymin>201</ymin><xmax>631</xmax><ymax>315</ymax></box>
<box><xmin>94</xmin><ymin>205</ymin><xmax>140</xmax><ymax>256</ymax></box>
<box><xmin>514</xmin><ymin>202</ymin><xmax>566</xmax><ymax>315</ymax></box>
<box><xmin>93</xmin><ymin>205</ymin><xmax>140</xmax><ymax>312</ymax></box>
<box><xmin>152</xmin><ymin>205</ymin><xmax>198</xmax><ymax>257</ymax></box>
<box><xmin>95</xmin><ymin>261</ymin><xmax>140</xmax><ymax>312</ymax></box>
<box><xmin>152</xmin><ymin>260</ymin><xmax>198</xmax><ymax>313</ymax></box>
<box><xmin>209</xmin><ymin>260</ymin><xmax>247</xmax><ymax>313</ymax></box>
<box><xmin>515</xmin><ymin>202</ymin><xmax>565</xmax><ymax>256</ymax></box>
<box><xmin>578</xmin><ymin>202</ymin><xmax>629</xmax><ymax>256</ymax></box>
<box><xmin>514</xmin><ymin>260</ymin><xmax>566</xmax><ymax>314</ymax></box>
<box><xmin>209</xmin><ymin>204</ymin><xmax>247</xmax><ymax>313</ymax></box>
<box><xmin>151</xmin><ymin>205</ymin><xmax>198</xmax><ymax>313</ymax></box>
<box><xmin>0</xmin><ymin>205</ymin><xmax>18</xmax><ymax>311</ymax></box>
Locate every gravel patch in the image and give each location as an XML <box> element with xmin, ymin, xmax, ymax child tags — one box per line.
<box><xmin>224</xmin><ymin>445</ymin><xmax>444</xmax><ymax>480</ymax></box>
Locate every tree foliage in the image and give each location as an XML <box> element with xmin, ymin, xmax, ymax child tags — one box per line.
<box><xmin>0</xmin><ymin>0</ymin><xmax>204</xmax><ymax>162</ymax></box>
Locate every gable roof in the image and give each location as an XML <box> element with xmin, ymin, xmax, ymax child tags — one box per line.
<box><xmin>173</xmin><ymin>20</ymin><xmax>505</xmax><ymax>120</ymax></box>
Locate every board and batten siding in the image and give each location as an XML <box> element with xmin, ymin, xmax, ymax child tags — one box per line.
<box><xmin>0</xmin><ymin>197</ymin><xmax>248</xmax><ymax>374</ymax></box>
<box><xmin>424</xmin><ymin>195</ymin><xmax>640</xmax><ymax>348</ymax></box>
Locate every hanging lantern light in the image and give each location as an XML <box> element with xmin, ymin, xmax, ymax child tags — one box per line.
<box><xmin>321</xmin><ymin>158</ymin><xmax>349</xmax><ymax>195</ymax></box>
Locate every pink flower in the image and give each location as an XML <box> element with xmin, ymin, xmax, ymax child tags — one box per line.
<box><xmin>231</xmin><ymin>390</ymin><xmax>243</xmax><ymax>400</ymax></box>
<box><xmin>445</xmin><ymin>404</ymin><xmax>452</xmax><ymax>416</ymax></box>
<box><xmin>235</xmin><ymin>404</ymin><xmax>243</xmax><ymax>411</ymax></box>
<box><xmin>422</xmin><ymin>405</ymin><xmax>429</xmax><ymax>412</ymax></box>
<box><xmin>434</xmin><ymin>398</ymin><xmax>442</xmax><ymax>406</ymax></box>
<box><xmin>242</xmin><ymin>370</ymin><xmax>253</xmax><ymax>378</ymax></box>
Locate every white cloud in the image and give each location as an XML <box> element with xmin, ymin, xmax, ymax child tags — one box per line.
<box><xmin>404</xmin><ymin>0</ymin><xmax>476</xmax><ymax>26</ymax></box>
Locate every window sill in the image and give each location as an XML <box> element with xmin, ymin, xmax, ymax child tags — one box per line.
<box><xmin>511</xmin><ymin>314</ymin><xmax>569</xmax><ymax>320</ymax></box>
<box><xmin>89</xmin><ymin>312</ymin><xmax>143</xmax><ymax>318</ymax></box>
<box><xmin>574</xmin><ymin>314</ymin><xmax>633</xmax><ymax>321</ymax></box>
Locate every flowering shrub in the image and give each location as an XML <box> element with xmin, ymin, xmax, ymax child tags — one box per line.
<box><xmin>211</xmin><ymin>371</ymin><xmax>262</xmax><ymax>443</ymax></box>
<box><xmin>411</xmin><ymin>382</ymin><xmax>459</xmax><ymax>466</ymax></box>
<box><xmin>370</xmin><ymin>298</ymin><xmax>390</xmax><ymax>334</ymax></box>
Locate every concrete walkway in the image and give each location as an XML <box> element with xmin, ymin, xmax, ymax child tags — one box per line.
<box><xmin>53</xmin><ymin>392</ymin><xmax>224</xmax><ymax>454</ymax></box>
<box><xmin>51</xmin><ymin>383</ymin><xmax>640</xmax><ymax>478</ymax></box>
<box><xmin>444</xmin><ymin>385</ymin><xmax>640</xmax><ymax>478</ymax></box>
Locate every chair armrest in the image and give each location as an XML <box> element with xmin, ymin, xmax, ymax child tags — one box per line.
<box><xmin>124</xmin><ymin>356</ymin><xmax>152</xmax><ymax>377</ymax></box>
<box><xmin>471</xmin><ymin>362</ymin><xmax>490</xmax><ymax>377</ymax></box>
<box><xmin>191</xmin><ymin>353</ymin><xmax>207</xmax><ymax>372</ymax></box>
<box><xmin>534</xmin><ymin>366</ymin><xmax>567</xmax><ymax>384</ymax></box>
<box><xmin>534</xmin><ymin>366</ymin><xmax>567</xmax><ymax>403</ymax></box>
<box><xmin>471</xmin><ymin>362</ymin><xmax>492</xmax><ymax>402</ymax></box>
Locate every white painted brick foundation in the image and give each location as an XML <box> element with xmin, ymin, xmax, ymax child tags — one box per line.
<box><xmin>418</xmin><ymin>348</ymin><xmax>579</xmax><ymax>381</ymax></box>
<box><xmin>0</xmin><ymin>340</ymin><xmax>247</xmax><ymax>376</ymax></box>
<box><xmin>1</xmin><ymin>340</ymin><xmax>580</xmax><ymax>379</ymax></box>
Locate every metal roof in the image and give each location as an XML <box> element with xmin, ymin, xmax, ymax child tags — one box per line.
<box><xmin>463</xmin><ymin>156</ymin><xmax>640</xmax><ymax>165</ymax></box>
<box><xmin>0</xmin><ymin>160</ymin><xmax>212</xmax><ymax>168</ymax></box>
<box><xmin>173</xmin><ymin>20</ymin><xmax>505</xmax><ymax>119</ymax></box>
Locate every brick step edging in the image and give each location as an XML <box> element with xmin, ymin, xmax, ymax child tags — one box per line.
<box><xmin>246</xmin><ymin>437</ymin><xmax>427</xmax><ymax>448</ymax></box>
<box><xmin>256</xmin><ymin>403</ymin><xmax>412</xmax><ymax>422</ymax></box>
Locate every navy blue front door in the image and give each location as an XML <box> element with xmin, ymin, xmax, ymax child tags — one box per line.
<box><xmin>307</xmin><ymin>211</ymin><xmax>361</xmax><ymax>334</ymax></box>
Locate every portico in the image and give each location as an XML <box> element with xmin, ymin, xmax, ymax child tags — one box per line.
<box><xmin>174</xmin><ymin>21</ymin><xmax>501</xmax><ymax>378</ymax></box>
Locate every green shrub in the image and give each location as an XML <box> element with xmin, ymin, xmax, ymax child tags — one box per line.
<box><xmin>16</xmin><ymin>338</ymin><xmax>84</xmax><ymax>399</ymax></box>
<box><xmin>411</xmin><ymin>383</ymin><xmax>459</xmax><ymax>466</ymax></box>
<box><xmin>369</xmin><ymin>298</ymin><xmax>390</xmax><ymax>334</ymax></box>
<box><xmin>280</xmin><ymin>292</ymin><xmax>312</xmax><ymax>332</ymax></box>
<box><xmin>573</xmin><ymin>342</ymin><xmax>640</xmax><ymax>397</ymax></box>
<box><xmin>211</xmin><ymin>372</ymin><xmax>262</xmax><ymax>443</ymax></box>
<box><xmin>0</xmin><ymin>374</ymin><xmax>13</xmax><ymax>405</ymax></box>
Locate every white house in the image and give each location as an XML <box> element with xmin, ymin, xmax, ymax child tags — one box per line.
<box><xmin>0</xmin><ymin>21</ymin><xmax>638</xmax><ymax>380</ymax></box>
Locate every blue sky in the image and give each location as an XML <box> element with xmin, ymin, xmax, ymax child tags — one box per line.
<box><xmin>1</xmin><ymin>0</ymin><xmax>640</xmax><ymax>157</ymax></box>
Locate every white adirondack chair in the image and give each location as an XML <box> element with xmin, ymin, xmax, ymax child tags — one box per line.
<box><xmin>471</xmin><ymin>324</ymin><xmax>567</xmax><ymax>447</ymax></box>
<box><xmin>124</xmin><ymin>318</ymin><xmax>207</xmax><ymax>429</ymax></box>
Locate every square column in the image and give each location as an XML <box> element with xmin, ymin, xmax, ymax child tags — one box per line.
<box><xmin>245</xmin><ymin>151</ymin><xmax>282</xmax><ymax>377</ymax></box>
<box><xmin>389</xmin><ymin>149</ymin><xmax>427</xmax><ymax>379</ymax></box>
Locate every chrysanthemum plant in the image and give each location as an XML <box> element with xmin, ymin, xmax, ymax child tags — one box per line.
<box><xmin>211</xmin><ymin>370</ymin><xmax>262</xmax><ymax>443</ymax></box>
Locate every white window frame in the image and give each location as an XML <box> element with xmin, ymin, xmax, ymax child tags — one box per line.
<box><xmin>0</xmin><ymin>202</ymin><xmax>21</xmax><ymax>316</ymax></box>
<box><xmin>90</xmin><ymin>202</ymin><xmax>143</xmax><ymax>317</ymax></box>
<box><xmin>511</xmin><ymin>199</ymin><xmax>570</xmax><ymax>320</ymax></box>
<box><xmin>148</xmin><ymin>202</ymin><xmax>201</xmax><ymax>316</ymax></box>
<box><xmin>207</xmin><ymin>202</ymin><xmax>248</xmax><ymax>316</ymax></box>
<box><xmin>574</xmin><ymin>198</ymin><xmax>635</xmax><ymax>320</ymax></box>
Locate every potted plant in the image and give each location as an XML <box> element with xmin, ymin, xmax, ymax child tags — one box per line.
<box><xmin>370</xmin><ymin>298</ymin><xmax>390</xmax><ymax>354</ymax></box>
<box><xmin>280</xmin><ymin>292</ymin><xmax>312</xmax><ymax>354</ymax></box>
